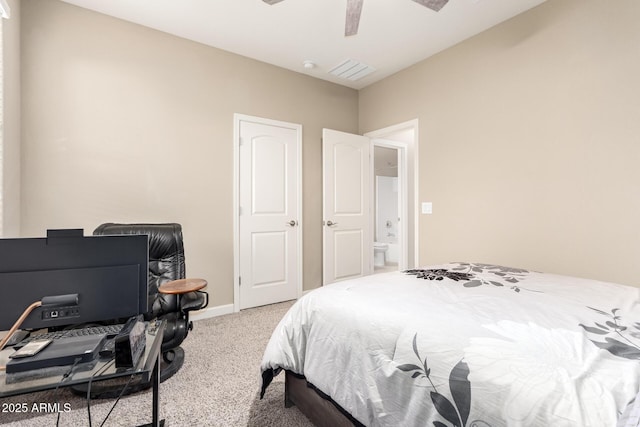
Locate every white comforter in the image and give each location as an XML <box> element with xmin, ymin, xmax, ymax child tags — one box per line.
<box><xmin>260</xmin><ymin>263</ymin><xmax>640</xmax><ymax>427</ymax></box>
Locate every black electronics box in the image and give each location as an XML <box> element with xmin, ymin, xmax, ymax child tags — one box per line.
<box><xmin>114</xmin><ymin>315</ymin><xmax>146</xmax><ymax>368</ymax></box>
<box><xmin>6</xmin><ymin>334</ymin><xmax>106</xmax><ymax>373</ymax></box>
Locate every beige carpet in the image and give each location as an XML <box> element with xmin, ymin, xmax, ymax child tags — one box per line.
<box><xmin>0</xmin><ymin>301</ymin><xmax>315</xmax><ymax>426</ymax></box>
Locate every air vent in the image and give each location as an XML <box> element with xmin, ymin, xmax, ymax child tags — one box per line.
<box><xmin>328</xmin><ymin>59</ymin><xmax>376</xmax><ymax>81</ymax></box>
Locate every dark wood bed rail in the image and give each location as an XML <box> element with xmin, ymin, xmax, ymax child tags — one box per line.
<box><xmin>284</xmin><ymin>370</ymin><xmax>365</xmax><ymax>427</ymax></box>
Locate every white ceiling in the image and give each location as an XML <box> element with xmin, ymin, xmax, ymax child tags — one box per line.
<box><xmin>59</xmin><ymin>0</ymin><xmax>546</xmax><ymax>90</ymax></box>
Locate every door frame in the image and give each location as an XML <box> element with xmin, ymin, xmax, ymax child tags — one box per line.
<box><xmin>365</xmin><ymin>119</ymin><xmax>419</xmax><ymax>269</ymax></box>
<box><xmin>233</xmin><ymin>114</ymin><xmax>303</xmax><ymax>312</ymax></box>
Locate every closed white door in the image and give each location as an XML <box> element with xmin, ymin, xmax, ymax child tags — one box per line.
<box><xmin>322</xmin><ymin>129</ymin><xmax>372</xmax><ymax>285</ymax></box>
<box><xmin>237</xmin><ymin>117</ymin><xmax>301</xmax><ymax>309</ymax></box>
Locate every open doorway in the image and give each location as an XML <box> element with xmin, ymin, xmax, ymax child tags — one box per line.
<box><xmin>366</xmin><ymin>120</ymin><xmax>418</xmax><ymax>271</ymax></box>
<box><xmin>320</xmin><ymin>121</ymin><xmax>418</xmax><ymax>285</ymax></box>
<box><xmin>373</xmin><ymin>144</ymin><xmax>403</xmax><ymax>273</ymax></box>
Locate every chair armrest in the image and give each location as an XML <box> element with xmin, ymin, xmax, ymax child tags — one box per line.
<box><xmin>180</xmin><ymin>291</ymin><xmax>208</xmax><ymax>313</ymax></box>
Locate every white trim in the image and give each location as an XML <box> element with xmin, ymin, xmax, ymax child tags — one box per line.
<box><xmin>365</xmin><ymin>119</ymin><xmax>420</xmax><ymax>268</ymax></box>
<box><xmin>365</xmin><ymin>119</ymin><xmax>419</xmax><ymax>138</ymax></box>
<box><xmin>233</xmin><ymin>116</ymin><xmax>240</xmax><ymax>312</ymax></box>
<box><xmin>190</xmin><ymin>304</ymin><xmax>234</xmax><ymax>322</ymax></box>
<box><xmin>233</xmin><ymin>113</ymin><xmax>303</xmax><ymax>312</ymax></box>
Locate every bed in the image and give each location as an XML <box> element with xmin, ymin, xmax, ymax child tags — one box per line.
<box><xmin>260</xmin><ymin>262</ymin><xmax>640</xmax><ymax>427</ymax></box>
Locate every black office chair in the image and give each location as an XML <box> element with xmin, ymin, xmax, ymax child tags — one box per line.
<box><xmin>71</xmin><ymin>223</ymin><xmax>208</xmax><ymax>398</ymax></box>
<box><xmin>93</xmin><ymin>223</ymin><xmax>208</xmax><ymax>382</ymax></box>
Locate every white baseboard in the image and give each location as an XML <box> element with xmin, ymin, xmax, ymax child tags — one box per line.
<box><xmin>191</xmin><ymin>303</ymin><xmax>234</xmax><ymax>322</ymax></box>
<box><xmin>191</xmin><ymin>295</ymin><xmax>318</xmax><ymax>321</ymax></box>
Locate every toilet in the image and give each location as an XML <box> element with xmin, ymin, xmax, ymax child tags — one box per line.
<box><xmin>373</xmin><ymin>242</ymin><xmax>389</xmax><ymax>267</ymax></box>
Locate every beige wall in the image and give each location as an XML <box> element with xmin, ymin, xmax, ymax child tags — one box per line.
<box><xmin>360</xmin><ymin>0</ymin><xmax>640</xmax><ymax>286</ymax></box>
<box><xmin>17</xmin><ymin>0</ymin><xmax>640</xmax><ymax>312</ymax></box>
<box><xmin>20</xmin><ymin>0</ymin><xmax>359</xmax><ymax>306</ymax></box>
<box><xmin>1</xmin><ymin>0</ymin><xmax>20</xmax><ymax>237</ymax></box>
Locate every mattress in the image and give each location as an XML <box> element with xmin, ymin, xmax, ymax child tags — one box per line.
<box><xmin>261</xmin><ymin>262</ymin><xmax>640</xmax><ymax>427</ymax></box>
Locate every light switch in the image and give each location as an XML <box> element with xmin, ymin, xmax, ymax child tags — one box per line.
<box><xmin>421</xmin><ymin>202</ymin><xmax>433</xmax><ymax>214</ymax></box>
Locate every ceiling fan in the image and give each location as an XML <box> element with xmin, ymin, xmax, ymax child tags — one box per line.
<box><xmin>262</xmin><ymin>0</ymin><xmax>449</xmax><ymax>36</ymax></box>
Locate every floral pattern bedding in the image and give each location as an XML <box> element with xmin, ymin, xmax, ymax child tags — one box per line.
<box><xmin>260</xmin><ymin>263</ymin><xmax>640</xmax><ymax>427</ymax></box>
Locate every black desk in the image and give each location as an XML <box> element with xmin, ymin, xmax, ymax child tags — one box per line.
<box><xmin>0</xmin><ymin>320</ymin><xmax>165</xmax><ymax>426</ymax></box>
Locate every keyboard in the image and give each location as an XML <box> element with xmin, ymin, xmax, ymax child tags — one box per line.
<box><xmin>14</xmin><ymin>324</ymin><xmax>124</xmax><ymax>349</ymax></box>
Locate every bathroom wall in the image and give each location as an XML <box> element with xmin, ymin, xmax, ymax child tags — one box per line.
<box><xmin>373</xmin><ymin>145</ymin><xmax>398</xmax><ymax>243</ymax></box>
<box><xmin>376</xmin><ymin>176</ymin><xmax>398</xmax><ymax>245</ymax></box>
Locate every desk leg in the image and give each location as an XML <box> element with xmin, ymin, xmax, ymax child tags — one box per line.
<box><xmin>152</xmin><ymin>350</ymin><xmax>163</xmax><ymax>427</ymax></box>
<box><xmin>138</xmin><ymin>350</ymin><xmax>164</xmax><ymax>427</ymax></box>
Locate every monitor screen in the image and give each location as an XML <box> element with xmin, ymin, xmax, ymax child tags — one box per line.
<box><xmin>0</xmin><ymin>229</ymin><xmax>148</xmax><ymax>331</ymax></box>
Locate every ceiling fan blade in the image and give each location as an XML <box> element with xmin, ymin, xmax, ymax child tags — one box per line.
<box><xmin>263</xmin><ymin>0</ymin><xmax>285</xmax><ymax>4</ymax></box>
<box><xmin>345</xmin><ymin>0</ymin><xmax>363</xmax><ymax>37</ymax></box>
<box><xmin>411</xmin><ymin>0</ymin><xmax>449</xmax><ymax>12</ymax></box>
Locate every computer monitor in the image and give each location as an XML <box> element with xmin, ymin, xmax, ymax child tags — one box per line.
<box><xmin>0</xmin><ymin>229</ymin><xmax>149</xmax><ymax>331</ymax></box>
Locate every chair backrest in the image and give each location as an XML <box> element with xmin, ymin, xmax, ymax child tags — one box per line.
<box><xmin>93</xmin><ymin>223</ymin><xmax>185</xmax><ymax>317</ymax></box>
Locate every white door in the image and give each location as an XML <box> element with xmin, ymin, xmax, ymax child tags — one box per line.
<box><xmin>237</xmin><ymin>116</ymin><xmax>301</xmax><ymax>309</ymax></box>
<box><xmin>322</xmin><ymin>129</ymin><xmax>372</xmax><ymax>285</ymax></box>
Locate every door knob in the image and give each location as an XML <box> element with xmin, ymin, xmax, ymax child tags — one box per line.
<box><xmin>326</xmin><ymin>220</ymin><xmax>338</xmax><ymax>227</ymax></box>
<box><xmin>287</xmin><ymin>220</ymin><xmax>298</xmax><ymax>227</ymax></box>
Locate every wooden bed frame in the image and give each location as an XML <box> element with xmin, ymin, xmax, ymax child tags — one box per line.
<box><xmin>284</xmin><ymin>370</ymin><xmax>364</xmax><ymax>427</ymax></box>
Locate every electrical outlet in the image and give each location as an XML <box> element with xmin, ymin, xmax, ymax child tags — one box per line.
<box><xmin>421</xmin><ymin>202</ymin><xmax>433</xmax><ymax>214</ymax></box>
